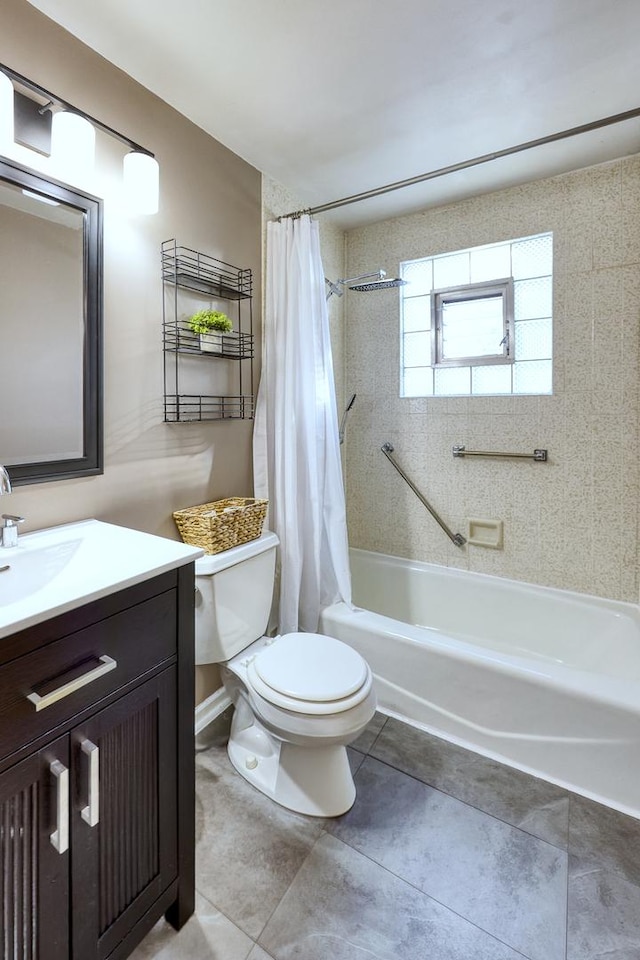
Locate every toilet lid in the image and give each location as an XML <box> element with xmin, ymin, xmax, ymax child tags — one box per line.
<box><xmin>253</xmin><ymin>632</ymin><xmax>368</xmax><ymax>703</ymax></box>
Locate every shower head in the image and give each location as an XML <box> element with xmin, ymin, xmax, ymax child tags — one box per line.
<box><xmin>348</xmin><ymin>276</ymin><xmax>407</xmax><ymax>292</ymax></box>
<box><xmin>325</xmin><ymin>269</ymin><xmax>407</xmax><ymax>300</ymax></box>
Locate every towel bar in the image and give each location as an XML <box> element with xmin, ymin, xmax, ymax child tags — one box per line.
<box><xmin>452</xmin><ymin>446</ymin><xmax>547</xmax><ymax>462</ymax></box>
<box><xmin>381</xmin><ymin>443</ymin><xmax>466</xmax><ymax>548</ymax></box>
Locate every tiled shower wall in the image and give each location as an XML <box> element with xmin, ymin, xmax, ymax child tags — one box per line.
<box><xmin>344</xmin><ymin>156</ymin><xmax>640</xmax><ymax>601</ymax></box>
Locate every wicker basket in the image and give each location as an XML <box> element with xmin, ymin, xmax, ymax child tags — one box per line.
<box><xmin>173</xmin><ymin>497</ymin><xmax>268</xmax><ymax>554</ymax></box>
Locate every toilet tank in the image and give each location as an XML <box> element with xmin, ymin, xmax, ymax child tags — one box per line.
<box><xmin>194</xmin><ymin>530</ymin><xmax>279</xmax><ymax>664</ymax></box>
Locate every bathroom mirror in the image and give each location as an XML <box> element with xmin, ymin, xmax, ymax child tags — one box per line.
<box><xmin>0</xmin><ymin>157</ymin><xmax>102</xmax><ymax>484</ymax></box>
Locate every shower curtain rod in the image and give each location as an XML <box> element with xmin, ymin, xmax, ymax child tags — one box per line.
<box><xmin>281</xmin><ymin>105</ymin><xmax>640</xmax><ymax>219</ymax></box>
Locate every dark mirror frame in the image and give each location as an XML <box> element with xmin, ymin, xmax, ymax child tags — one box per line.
<box><xmin>0</xmin><ymin>157</ymin><xmax>103</xmax><ymax>485</ymax></box>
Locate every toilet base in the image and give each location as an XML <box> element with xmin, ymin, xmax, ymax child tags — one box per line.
<box><xmin>227</xmin><ymin>701</ymin><xmax>356</xmax><ymax>817</ymax></box>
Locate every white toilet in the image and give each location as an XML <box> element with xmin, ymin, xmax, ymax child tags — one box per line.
<box><xmin>194</xmin><ymin>530</ymin><xmax>376</xmax><ymax>816</ymax></box>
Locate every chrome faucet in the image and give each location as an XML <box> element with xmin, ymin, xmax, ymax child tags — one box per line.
<box><xmin>1</xmin><ymin>515</ymin><xmax>24</xmax><ymax>548</ymax></box>
<box><xmin>0</xmin><ymin>466</ymin><xmax>24</xmax><ymax>547</ymax></box>
<box><xmin>0</xmin><ymin>465</ymin><xmax>11</xmax><ymax>496</ymax></box>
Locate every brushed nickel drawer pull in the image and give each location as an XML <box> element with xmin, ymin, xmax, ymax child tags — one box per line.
<box><xmin>27</xmin><ymin>655</ymin><xmax>117</xmax><ymax>712</ymax></box>
<box><xmin>50</xmin><ymin>759</ymin><xmax>69</xmax><ymax>854</ymax></box>
<box><xmin>80</xmin><ymin>739</ymin><xmax>100</xmax><ymax>827</ymax></box>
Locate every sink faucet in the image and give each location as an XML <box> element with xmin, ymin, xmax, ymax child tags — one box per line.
<box><xmin>0</xmin><ymin>467</ymin><xmax>24</xmax><ymax>547</ymax></box>
<box><xmin>0</xmin><ymin>465</ymin><xmax>11</xmax><ymax>496</ymax></box>
<box><xmin>1</xmin><ymin>515</ymin><xmax>25</xmax><ymax>548</ymax></box>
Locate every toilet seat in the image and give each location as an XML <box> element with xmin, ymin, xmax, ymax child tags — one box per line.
<box><xmin>246</xmin><ymin>632</ymin><xmax>373</xmax><ymax>716</ymax></box>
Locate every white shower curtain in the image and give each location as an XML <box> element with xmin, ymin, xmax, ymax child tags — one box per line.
<box><xmin>253</xmin><ymin>214</ymin><xmax>351</xmax><ymax>634</ymax></box>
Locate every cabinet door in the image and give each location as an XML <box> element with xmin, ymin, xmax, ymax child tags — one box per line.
<box><xmin>0</xmin><ymin>736</ymin><xmax>69</xmax><ymax>960</ymax></box>
<box><xmin>71</xmin><ymin>669</ymin><xmax>177</xmax><ymax>960</ymax></box>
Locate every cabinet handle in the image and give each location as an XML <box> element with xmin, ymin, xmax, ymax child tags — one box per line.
<box><xmin>80</xmin><ymin>739</ymin><xmax>100</xmax><ymax>827</ymax></box>
<box><xmin>27</xmin><ymin>655</ymin><xmax>117</xmax><ymax>712</ymax></box>
<box><xmin>50</xmin><ymin>760</ymin><xmax>69</xmax><ymax>854</ymax></box>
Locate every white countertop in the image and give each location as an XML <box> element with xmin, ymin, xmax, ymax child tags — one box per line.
<box><xmin>0</xmin><ymin>519</ymin><xmax>203</xmax><ymax>640</ymax></box>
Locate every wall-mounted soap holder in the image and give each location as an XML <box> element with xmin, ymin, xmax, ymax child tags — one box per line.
<box><xmin>467</xmin><ymin>518</ymin><xmax>504</xmax><ymax>549</ymax></box>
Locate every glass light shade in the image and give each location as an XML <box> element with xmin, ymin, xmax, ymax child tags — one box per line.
<box><xmin>51</xmin><ymin>110</ymin><xmax>95</xmax><ymax>183</ymax></box>
<box><xmin>0</xmin><ymin>72</ymin><xmax>14</xmax><ymax>151</ymax></box>
<box><xmin>123</xmin><ymin>151</ymin><xmax>159</xmax><ymax>215</ymax></box>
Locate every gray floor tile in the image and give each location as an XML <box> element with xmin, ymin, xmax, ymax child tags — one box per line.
<box><xmin>567</xmin><ymin>855</ymin><xmax>640</xmax><ymax>960</ymax></box>
<box><xmin>128</xmin><ymin>892</ymin><xmax>254</xmax><ymax>960</ymax></box>
<box><xmin>260</xmin><ymin>833</ymin><xmax>527</xmax><ymax>960</ymax></box>
<box><xmin>371</xmin><ymin>716</ymin><xmax>570</xmax><ymax>847</ymax></box>
<box><xmin>139</xmin><ymin>712</ymin><xmax>639</xmax><ymax>960</ymax></box>
<box><xmin>329</xmin><ymin>756</ymin><xmax>567</xmax><ymax>960</ymax></box>
<box><xmin>195</xmin><ymin>745</ymin><xmax>325</xmax><ymax>939</ymax></box>
<box><xmin>247</xmin><ymin>948</ymin><xmax>275</xmax><ymax>960</ymax></box>
<box><xmin>346</xmin><ymin>746</ymin><xmax>365</xmax><ymax>776</ymax></box>
<box><xmin>569</xmin><ymin>793</ymin><xmax>640</xmax><ymax>886</ymax></box>
<box><xmin>349</xmin><ymin>709</ymin><xmax>387</xmax><ymax>754</ymax></box>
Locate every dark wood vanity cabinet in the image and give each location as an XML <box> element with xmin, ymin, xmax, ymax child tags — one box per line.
<box><xmin>0</xmin><ymin>564</ymin><xmax>195</xmax><ymax>960</ymax></box>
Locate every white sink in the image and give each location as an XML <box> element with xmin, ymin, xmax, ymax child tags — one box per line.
<box><xmin>0</xmin><ymin>519</ymin><xmax>202</xmax><ymax>639</ymax></box>
<box><xmin>0</xmin><ymin>536</ymin><xmax>82</xmax><ymax>604</ymax></box>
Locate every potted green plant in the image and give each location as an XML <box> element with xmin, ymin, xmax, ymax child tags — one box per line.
<box><xmin>188</xmin><ymin>309</ymin><xmax>233</xmax><ymax>353</ymax></box>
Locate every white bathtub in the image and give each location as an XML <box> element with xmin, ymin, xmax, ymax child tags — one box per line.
<box><xmin>319</xmin><ymin>548</ymin><xmax>640</xmax><ymax>817</ymax></box>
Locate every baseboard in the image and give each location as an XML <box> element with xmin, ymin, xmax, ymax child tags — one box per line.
<box><xmin>195</xmin><ymin>687</ymin><xmax>232</xmax><ymax>736</ymax></box>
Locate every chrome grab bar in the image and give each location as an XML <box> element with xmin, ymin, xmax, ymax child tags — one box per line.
<box><xmin>381</xmin><ymin>443</ymin><xmax>466</xmax><ymax>549</ymax></box>
<box><xmin>453</xmin><ymin>445</ymin><xmax>548</xmax><ymax>462</ymax></box>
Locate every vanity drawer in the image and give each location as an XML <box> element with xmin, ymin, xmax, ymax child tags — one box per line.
<box><xmin>0</xmin><ymin>590</ymin><xmax>176</xmax><ymax>761</ymax></box>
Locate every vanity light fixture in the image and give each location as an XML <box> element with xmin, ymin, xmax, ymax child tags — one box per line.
<box><xmin>123</xmin><ymin>150</ymin><xmax>160</xmax><ymax>215</ymax></box>
<box><xmin>51</xmin><ymin>110</ymin><xmax>96</xmax><ymax>183</ymax></box>
<box><xmin>13</xmin><ymin>91</ymin><xmax>52</xmax><ymax>155</ymax></box>
<box><xmin>0</xmin><ymin>62</ymin><xmax>159</xmax><ymax>215</ymax></box>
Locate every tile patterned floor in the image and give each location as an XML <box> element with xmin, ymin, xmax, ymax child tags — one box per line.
<box><xmin>130</xmin><ymin>711</ymin><xmax>640</xmax><ymax>960</ymax></box>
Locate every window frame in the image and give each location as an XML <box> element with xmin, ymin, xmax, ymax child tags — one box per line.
<box><xmin>431</xmin><ymin>277</ymin><xmax>515</xmax><ymax>369</ymax></box>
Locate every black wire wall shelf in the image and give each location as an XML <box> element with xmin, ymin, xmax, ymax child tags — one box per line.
<box><xmin>161</xmin><ymin>242</ymin><xmax>252</xmax><ymax>300</ymax></box>
<box><xmin>163</xmin><ymin>321</ymin><xmax>254</xmax><ymax>360</ymax></box>
<box><xmin>162</xmin><ymin>239</ymin><xmax>255</xmax><ymax>423</ymax></box>
<box><xmin>164</xmin><ymin>394</ymin><xmax>255</xmax><ymax>423</ymax></box>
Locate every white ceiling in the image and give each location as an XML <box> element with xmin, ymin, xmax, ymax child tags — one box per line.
<box><xmin>26</xmin><ymin>0</ymin><xmax>640</xmax><ymax>227</ymax></box>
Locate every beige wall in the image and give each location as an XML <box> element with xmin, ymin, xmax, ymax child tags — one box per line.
<box><xmin>2</xmin><ymin>0</ymin><xmax>261</xmax><ymax>540</ymax></box>
<box><xmin>2</xmin><ymin>0</ymin><xmax>262</xmax><ymax>705</ymax></box>
<box><xmin>345</xmin><ymin>157</ymin><xmax>640</xmax><ymax>602</ymax></box>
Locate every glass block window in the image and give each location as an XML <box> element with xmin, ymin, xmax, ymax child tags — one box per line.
<box><xmin>400</xmin><ymin>232</ymin><xmax>553</xmax><ymax>397</ymax></box>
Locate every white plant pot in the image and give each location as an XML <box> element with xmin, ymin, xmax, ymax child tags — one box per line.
<box><xmin>199</xmin><ymin>332</ymin><xmax>225</xmax><ymax>354</ymax></box>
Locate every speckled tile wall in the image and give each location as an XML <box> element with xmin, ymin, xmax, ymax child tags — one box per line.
<box><xmin>343</xmin><ymin>157</ymin><xmax>640</xmax><ymax>601</ymax></box>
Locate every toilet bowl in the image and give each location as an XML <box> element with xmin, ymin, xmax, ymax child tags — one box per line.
<box><xmin>194</xmin><ymin>532</ymin><xmax>376</xmax><ymax>816</ymax></box>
